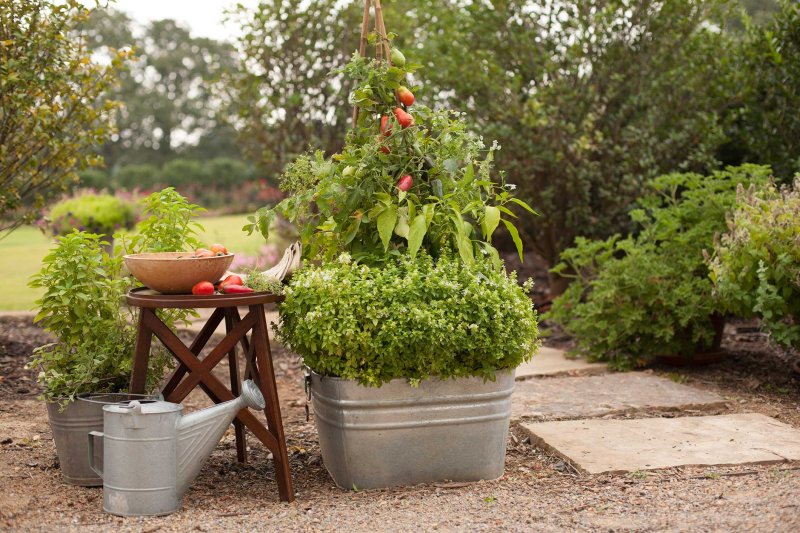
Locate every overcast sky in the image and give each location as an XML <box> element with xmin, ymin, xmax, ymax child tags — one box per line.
<box><xmin>110</xmin><ymin>0</ymin><xmax>260</xmax><ymax>42</ymax></box>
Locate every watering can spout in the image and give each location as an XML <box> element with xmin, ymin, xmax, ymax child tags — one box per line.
<box><xmin>175</xmin><ymin>380</ymin><xmax>265</xmax><ymax>496</ymax></box>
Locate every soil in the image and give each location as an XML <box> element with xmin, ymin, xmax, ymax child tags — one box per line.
<box><xmin>1</xmin><ymin>314</ymin><xmax>799</xmax><ymax>532</ymax></box>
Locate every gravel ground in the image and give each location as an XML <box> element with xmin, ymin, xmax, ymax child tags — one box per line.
<box><xmin>1</xmin><ymin>314</ymin><xmax>799</xmax><ymax>532</ymax></box>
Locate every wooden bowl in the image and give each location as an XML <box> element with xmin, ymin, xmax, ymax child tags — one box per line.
<box><xmin>123</xmin><ymin>252</ymin><xmax>234</xmax><ymax>294</ymax></box>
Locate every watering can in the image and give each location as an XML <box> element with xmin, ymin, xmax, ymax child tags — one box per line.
<box><xmin>88</xmin><ymin>380</ymin><xmax>266</xmax><ymax>516</ymax></box>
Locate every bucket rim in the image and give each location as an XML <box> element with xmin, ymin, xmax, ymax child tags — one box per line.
<box><xmin>76</xmin><ymin>392</ymin><xmax>162</xmax><ymax>405</ymax></box>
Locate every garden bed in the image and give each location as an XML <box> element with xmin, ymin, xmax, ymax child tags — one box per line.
<box><xmin>1</xmin><ymin>314</ymin><xmax>799</xmax><ymax>531</ymax></box>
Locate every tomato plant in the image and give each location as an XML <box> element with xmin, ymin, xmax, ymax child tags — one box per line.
<box><xmin>246</xmin><ymin>37</ymin><xmax>535</xmax><ymax>267</ymax></box>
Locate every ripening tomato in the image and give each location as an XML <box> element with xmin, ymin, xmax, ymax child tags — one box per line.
<box><xmin>380</xmin><ymin>115</ymin><xmax>392</xmax><ymax>137</ymax></box>
<box><xmin>195</xmin><ymin>249</ymin><xmax>215</xmax><ymax>259</ymax></box>
<box><xmin>397</xmin><ymin>86</ymin><xmax>415</xmax><ymax>107</ymax></box>
<box><xmin>191</xmin><ymin>281</ymin><xmax>215</xmax><ymax>295</ymax></box>
<box><xmin>393</xmin><ymin>107</ymin><xmax>414</xmax><ymax>128</ymax></box>
<box><xmin>210</xmin><ymin>243</ymin><xmax>227</xmax><ymax>255</ymax></box>
<box><xmin>397</xmin><ymin>174</ymin><xmax>413</xmax><ymax>192</ymax></box>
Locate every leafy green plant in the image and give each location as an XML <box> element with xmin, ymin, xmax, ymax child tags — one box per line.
<box><xmin>710</xmin><ymin>178</ymin><xmax>800</xmax><ymax>349</ymax></box>
<box><xmin>246</xmin><ymin>44</ymin><xmax>534</xmax><ymax>267</ymax></box>
<box><xmin>29</xmin><ymin>232</ymin><xmax>149</xmax><ymax>405</ymax></box>
<box><xmin>45</xmin><ymin>193</ymin><xmax>137</xmax><ymax>237</ymax></box>
<box><xmin>277</xmin><ymin>251</ymin><xmax>539</xmax><ymax>386</ymax></box>
<box><xmin>547</xmin><ymin>165</ymin><xmax>772</xmax><ymax>369</ymax></box>
<box><xmin>120</xmin><ymin>187</ymin><xmax>205</xmax><ymax>253</ymax></box>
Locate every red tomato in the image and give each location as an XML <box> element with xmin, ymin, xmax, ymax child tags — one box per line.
<box><xmin>221</xmin><ymin>284</ymin><xmax>254</xmax><ymax>294</ymax></box>
<box><xmin>393</xmin><ymin>107</ymin><xmax>414</xmax><ymax>128</ymax></box>
<box><xmin>191</xmin><ymin>281</ymin><xmax>215</xmax><ymax>295</ymax></box>
<box><xmin>397</xmin><ymin>174</ymin><xmax>413</xmax><ymax>192</ymax></box>
<box><xmin>397</xmin><ymin>86</ymin><xmax>415</xmax><ymax>107</ymax></box>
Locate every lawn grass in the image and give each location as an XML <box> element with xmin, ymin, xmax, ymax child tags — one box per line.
<box><xmin>0</xmin><ymin>213</ymin><xmax>268</xmax><ymax>311</ymax></box>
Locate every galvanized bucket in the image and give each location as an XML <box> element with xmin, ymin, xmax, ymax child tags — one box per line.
<box><xmin>311</xmin><ymin>369</ymin><xmax>515</xmax><ymax>489</ymax></box>
<box><xmin>46</xmin><ymin>393</ymin><xmax>158</xmax><ymax>486</ymax></box>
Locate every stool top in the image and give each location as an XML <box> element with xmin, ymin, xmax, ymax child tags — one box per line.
<box><xmin>126</xmin><ymin>286</ymin><xmax>285</xmax><ymax>309</ymax></box>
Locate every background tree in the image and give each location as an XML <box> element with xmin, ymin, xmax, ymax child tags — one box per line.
<box><xmin>724</xmin><ymin>0</ymin><xmax>800</xmax><ymax>181</ymax></box>
<box><xmin>223</xmin><ymin>0</ymin><xmax>363</xmax><ymax>178</ymax></box>
<box><xmin>0</xmin><ymin>0</ymin><xmax>127</xmax><ymax>234</ymax></box>
<box><xmin>82</xmin><ymin>8</ymin><xmax>241</xmax><ymax>172</ymax></box>
<box><xmin>386</xmin><ymin>0</ymin><xmax>736</xmax><ymax>287</ymax></box>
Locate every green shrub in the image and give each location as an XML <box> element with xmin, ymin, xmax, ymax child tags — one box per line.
<box><xmin>77</xmin><ymin>169</ymin><xmax>111</xmax><ymax>190</ymax></box>
<box><xmin>46</xmin><ymin>193</ymin><xmax>137</xmax><ymax>237</ymax></box>
<box><xmin>114</xmin><ymin>164</ymin><xmax>159</xmax><ymax>190</ymax></box>
<box><xmin>207</xmin><ymin>157</ymin><xmax>253</xmax><ymax>187</ymax></box>
<box><xmin>162</xmin><ymin>159</ymin><xmax>208</xmax><ymax>188</ymax></box>
<box><xmin>547</xmin><ymin>165</ymin><xmax>772</xmax><ymax>369</ymax></box>
<box><xmin>278</xmin><ymin>252</ymin><xmax>540</xmax><ymax>386</ymax></box>
<box><xmin>710</xmin><ymin>178</ymin><xmax>800</xmax><ymax>349</ymax></box>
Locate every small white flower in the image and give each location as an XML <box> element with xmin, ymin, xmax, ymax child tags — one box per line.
<box><xmin>338</xmin><ymin>252</ymin><xmax>352</xmax><ymax>265</ymax></box>
<box><xmin>505</xmin><ymin>183</ymin><xmax>517</xmax><ymax>191</ymax></box>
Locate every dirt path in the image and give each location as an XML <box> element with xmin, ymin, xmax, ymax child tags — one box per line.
<box><xmin>1</xmin><ymin>316</ymin><xmax>799</xmax><ymax>532</ymax></box>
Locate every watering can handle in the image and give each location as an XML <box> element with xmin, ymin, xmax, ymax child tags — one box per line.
<box><xmin>88</xmin><ymin>431</ymin><xmax>103</xmax><ymax>478</ymax></box>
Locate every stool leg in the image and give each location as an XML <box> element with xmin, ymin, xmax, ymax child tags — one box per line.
<box><xmin>250</xmin><ymin>305</ymin><xmax>294</xmax><ymax>502</ymax></box>
<box><xmin>129</xmin><ymin>308</ymin><xmax>154</xmax><ymax>394</ymax></box>
<box><xmin>225</xmin><ymin>308</ymin><xmax>247</xmax><ymax>463</ymax></box>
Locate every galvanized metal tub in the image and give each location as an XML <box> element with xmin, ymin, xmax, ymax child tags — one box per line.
<box><xmin>311</xmin><ymin>369</ymin><xmax>515</xmax><ymax>489</ymax></box>
<box><xmin>46</xmin><ymin>393</ymin><xmax>158</xmax><ymax>486</ymax></box>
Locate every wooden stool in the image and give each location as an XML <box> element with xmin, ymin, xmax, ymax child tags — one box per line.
<box><xmin>126</xmin><ymin>287</ymin><xmax>294</xmax><ymax>502</ymax></box>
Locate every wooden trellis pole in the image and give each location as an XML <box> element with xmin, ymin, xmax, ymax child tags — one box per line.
<box><xmin>352</xmin><ymin>0</ymin><xmax>393</xmax><ymax>127</ymax></box>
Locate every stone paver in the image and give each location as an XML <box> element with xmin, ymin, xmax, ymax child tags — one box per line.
<box><xmin>521</xmin><ymin>413</ymin><xmax>800</xmax><ymax>474</ymax></box>
<box><xmin>515</xmin><ymin>346</ymin><xmax>606</xmax><ymax>378</ymax></box>
<box><xmin>512</xmin><ymin>373</ymin><xmax>726</xmax><ymax>421</ymax></box>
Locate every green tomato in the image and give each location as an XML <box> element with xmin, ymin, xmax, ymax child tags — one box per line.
<box><xmin>342</xmin><ymin>165</ymin><xmax>355</xmax><ymax>177</ymax></box>
<box><xmin>390</xmin><ymin>48</ymin><xmax>406</xmax><ymax>67</ymax></box>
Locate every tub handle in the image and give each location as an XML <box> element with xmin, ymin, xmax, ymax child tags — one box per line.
<box><xmin>88</xmin><ymin>431</ymin><xmax>103</xmax><ymax>478</ymax></box>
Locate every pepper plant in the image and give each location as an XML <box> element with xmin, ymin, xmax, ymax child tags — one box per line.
<box><xmin>246</xmin><ymin>38</ymin><xmax>534</xmax><ymax>266</ymax></box>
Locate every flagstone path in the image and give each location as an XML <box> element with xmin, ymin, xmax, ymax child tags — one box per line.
<box><xmin>514</xmin><ymin>348</ymin><xmax>800</xmax><ymax>474</ymax></box>
<box><xmin>515</xmin><ymin>346</ymin><xmax>606</xmax><ymax>378</ymax></box>
<box><xmin>512</xmin><ymin>372</ymin><xmax>726</xmax><ymax>420</ymax></box>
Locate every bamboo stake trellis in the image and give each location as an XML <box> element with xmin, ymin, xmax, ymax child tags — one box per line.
<box><xmin>352</xmin><ymin>0</ymin><xmax>394</xmax><ymax>127</ymax></box>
